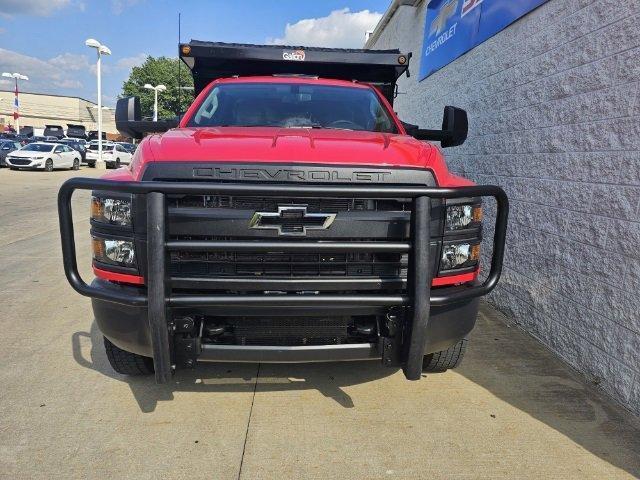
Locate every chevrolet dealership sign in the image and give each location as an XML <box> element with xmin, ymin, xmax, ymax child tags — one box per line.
<box><xmin>419</xmin><ymin>0</ymin><xmax>549</xmax><ymax>80</ymax></box>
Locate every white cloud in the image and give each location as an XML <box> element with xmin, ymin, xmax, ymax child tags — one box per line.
<box><xmin>267</xmin><ymin>8</ymin><xmax>382</xmax><ymax>48</ymax></box>
<box><xmin>54</xmin><ymin>78</ymin><xmax>83</xmax><ymax>89</ymax></box>
<box><xmin>0</xmin><ymin>0</ymin><xmax>71</xmax><ymax>16</ymax></box>
<box><xmin>0</xmin><ymin>47</ymin><xmax>86</xmax><ymax>93</ymax></box>
<box><xmin>48</xmin><ymin>53</ymin><xmax>90</xmax><ymax>72</ymax></box>
<box><xmin>111</xmin><ymin>0</ymin><xmax>143</xmax><ymax>14</ymax></box>
<box><xmin>116</xmin><ymin>53</ymin><xmax>147</xmax><ymax>71</ymax></box>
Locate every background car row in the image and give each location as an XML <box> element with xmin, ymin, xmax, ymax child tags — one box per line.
<box><xmin>0</xmin><ymin>132</ymin><xmax>136</xmax><ymax>170</ymax></box>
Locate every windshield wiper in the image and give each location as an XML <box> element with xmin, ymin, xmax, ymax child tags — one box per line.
<box><xmin>282</xmin><ymin>123</ymin><xmax>323</xmax><ymax>129</ymax></box>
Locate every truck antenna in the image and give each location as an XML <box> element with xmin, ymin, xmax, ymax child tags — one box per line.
<box><xmin>177</xmin><ymin>12</ymin><xmax>181</xmax><ymax>116</ymax></box>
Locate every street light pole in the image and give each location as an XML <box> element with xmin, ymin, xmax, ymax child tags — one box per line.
<box><xmin>85</xmin><ymin>39</ymin><xmax>111</xmax><ymax>168</ymax></box>
<box><xmin>144</xmin><ymin>84</ymin><xmax>167</xmax><ymax>122</ymax></box>
<box><xmin>2</xmin><ymin>72</ymin><xmax>29</xmax><ymax>133</ymax></box>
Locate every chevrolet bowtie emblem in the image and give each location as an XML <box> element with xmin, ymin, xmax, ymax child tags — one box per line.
<box><xmin>249</xmin><ymin>205</ymin><xmax>336</xmax><ymax>236</ymax></box>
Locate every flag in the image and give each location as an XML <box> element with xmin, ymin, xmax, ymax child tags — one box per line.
<box><xmin>13</xmin><ymin>81</ymin><xmax>19</xmax><ymax>121</ymax></box>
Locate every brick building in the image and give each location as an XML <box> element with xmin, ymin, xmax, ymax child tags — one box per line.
<box><xmin>367</xmin><ymin>0</ymin><xmax>640</xmax><ymax>415</ymax></box>
<box><xmin>0</xmin><ymin>90</ymin><xmax>118</xmax><ymax>137</ymax></box>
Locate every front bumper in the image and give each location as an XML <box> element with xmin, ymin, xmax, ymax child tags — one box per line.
<box><xmin>92</xmin><ymin>277</ymin><xmax>479</xmax><ymax>360</ymax></box>
<box><xmin>5</xmin><ymin>158</ymin><xmax>42</xmax><ymax>169</ymax></box>
<box><xmin>59</xmin><ymin>178</ymin><xmax>508</xmax><ymax>383</ymax></box>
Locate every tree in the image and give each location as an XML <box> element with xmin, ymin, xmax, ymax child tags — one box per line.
<box><xmin>121</xmin><ymin>56</ymin><xmax>194</xmax><ymax>119</ymax></box>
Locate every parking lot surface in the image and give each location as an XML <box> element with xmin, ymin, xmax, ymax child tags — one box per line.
<box><xmin>0</xmin><ymin>167</ymin><xmax>639</xmax><ymax>479</ymax></box>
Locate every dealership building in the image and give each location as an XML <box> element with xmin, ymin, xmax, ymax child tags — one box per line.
<box><xmin>367</xmin><ymin>0</ymin><xmax>640</xmax><ymax>415</ymax></box>
<box><xmin>0</xmin><ymin>90</ymin><xmax>118</xmax><ymax>137</ymax></box>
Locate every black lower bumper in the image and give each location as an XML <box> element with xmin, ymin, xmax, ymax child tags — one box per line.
<box><xmin>92</xmin><ymin>278</ymin><xmax>479</xmax><ymax>361</ymax></box>
<box><xmin>59</xmin><ymin>178</ymin><xmax>507</xmax><ymax>383</ymax></box>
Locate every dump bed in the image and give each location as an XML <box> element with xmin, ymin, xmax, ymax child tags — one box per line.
<box><xmin>179</xmin><ymin>40</ymin><xmax>410</xmax><ymax>104</ymax></box>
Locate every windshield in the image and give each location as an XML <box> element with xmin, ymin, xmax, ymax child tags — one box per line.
<box><xmin>187</xmin><ymin>83</ymin><xmax>398</xmax><ymax>133</ymax></box>
<box><xmin>21</xmin><ymin>144</ymin><xmax>54</xmax><ymax>152</ymax></box>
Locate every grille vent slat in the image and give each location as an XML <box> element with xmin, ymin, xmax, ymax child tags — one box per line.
<box><xmin>169</xmin><ymin>236</ymin><xmax>407</xmax><ymax>278</ymax></box>
<box><xmin>168</xmin><ymin>195</ymin><xmax>408</xmax><ymax>212</ymax></box>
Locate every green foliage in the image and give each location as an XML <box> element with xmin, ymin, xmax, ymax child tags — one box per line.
<box><xmin>121</xmin><ymin>56</ymin><xmax>194</xmax><ymax>119</ymax></box>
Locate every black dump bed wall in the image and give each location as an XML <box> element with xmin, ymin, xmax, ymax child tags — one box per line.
<box><xmin>180</xmin><ymin>40</ymin><xmax>410</xmax><ymax>105</ymax></box>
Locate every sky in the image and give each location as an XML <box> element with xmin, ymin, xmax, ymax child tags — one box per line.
<box><xmin>0</xmin><ymin>0</ymin><xmax>391</xmax><ymax>106</ymax></box>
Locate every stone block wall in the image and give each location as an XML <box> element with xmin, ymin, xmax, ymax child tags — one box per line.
<box><xmin>369</xmin><ymin>0</ymin><xmax>640</xmax><ymax>414</ymax></box>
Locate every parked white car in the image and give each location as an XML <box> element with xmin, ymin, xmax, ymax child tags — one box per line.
<box><xmin>5</xmin><ymin>142</ymin><xmax>80</xmax><ymax>171</ymax></box>
<box><xmin>85</xmin><ymin>142</ymin><xmax>132</xmax><ymax>169</ymax></box>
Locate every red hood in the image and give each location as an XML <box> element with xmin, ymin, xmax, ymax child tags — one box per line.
<box><xmin>146</xmin><ymin>127</ymin><xmax>435</xmax><ymax>166</ymax></box>
<box><xmin>125</xmin><ymin>127</ymin><xmax>471</xmax><ymax>186</ymax></box>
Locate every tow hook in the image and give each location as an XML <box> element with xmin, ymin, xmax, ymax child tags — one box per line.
<box><xmin>381</xmin><ymin>309</ymin><xmax>402</xmax><ymax>367</ymax></box>
<box><xmin>173</xmin><ymin>316</ymin><xmax>201</xmax><ymax>369</ymax></box>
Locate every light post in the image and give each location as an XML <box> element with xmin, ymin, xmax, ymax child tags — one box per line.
<box><xmin>144</xmin><ymin>84</ymin><xmax>167</xmax><ymax>121</ymax></box>
<box><xmin>2</xmin><ymin>72</ymin><xmax>29</xmax><ymax>133</ymax></box>
<box><xmin>85</xmin><ymin>39</ymin><xmax>111</xmax><ymax>168</ymax></box>
<box><xmin>91</xmin><ymin>105</ymin><xmax>112</xmax><ymax>136</ymax></box>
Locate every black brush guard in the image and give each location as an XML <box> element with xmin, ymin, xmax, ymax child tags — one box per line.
<box><xmin>58</xmin><ymin>178</ymin><xmax>508</xmax><ymax>383</ymax></box>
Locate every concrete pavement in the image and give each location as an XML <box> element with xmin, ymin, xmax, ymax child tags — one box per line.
<box><xmin>0</xmin><ymin>167</ymin><xmax>639</xmax><ymax>479</ymax></box>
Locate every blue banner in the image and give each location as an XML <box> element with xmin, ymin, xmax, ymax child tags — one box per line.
<box><xmin>419</xmin><ymin>0</ymin><xmax>548</xmax><ymax>80</ymax></box>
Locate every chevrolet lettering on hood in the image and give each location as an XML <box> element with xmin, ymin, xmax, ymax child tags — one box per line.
<box><xmin>193</xmin><ymin>166</ymin><xmax>393</xmax><ymax>182</ymax></box>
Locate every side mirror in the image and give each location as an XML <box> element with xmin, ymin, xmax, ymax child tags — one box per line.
<box><xmin>402</xmin><ymin>106</ymin><xmax>468</xmax><ymax>148</ymax></box>
<box><xmin>115</xmin><ymin>96</ymin><xmax>178</xmax><ymax>140</ymax></box>
<box><xmin>115</xmin><ymin>96</ymin><xmax>141</xmax><ymax>122</ymax></box>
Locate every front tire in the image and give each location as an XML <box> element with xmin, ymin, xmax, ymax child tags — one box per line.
<box><xmin>44</xmin><ymin>159</ymin><xmax>53</xmax><ymax>172</ymax></box>
<box><xmin>104</xmin><ymin>337</ymin><xmax>154</xmax><ymax>376</ymax></box>
<box><xmin>88</xmin><ymin>162</ymin><xmax>96</xmax><ymax>168</ymax></box>
<box><xmin>422</xmin><ymin>338</ymin><xmax>467</xmax><ymax>373</ymax></box>
<box><xmin>72</xmin><ymin>158</ymin><xmax>80</xmax><ymax>170</ymax></box>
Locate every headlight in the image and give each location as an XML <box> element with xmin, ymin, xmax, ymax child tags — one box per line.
<box><xmin>91</xmin><ymin>196</ymin><xmax>132</xmax><ymax>226</ymax></box>
<box><xmin>445</xmin><ymin>203</ymin><xmax>482</xmax><ymax>231</ymax></box>
<box><xmin>92</xmin><ymin>237</ymin><xmax>136</xmax><ymax>267</ymax></box>
<box><xmin>34</xmin><ymin>156</ymin><xmax>44</xmax><ymax>159</ymax></box>
<box><xmin>440</xmin><ymin>243</ymin><xmax>480</xmax><ymax>271</ymax></box>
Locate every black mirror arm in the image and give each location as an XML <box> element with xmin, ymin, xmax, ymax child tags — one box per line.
<box><xmin>412</xmin><ymin>129</ymin><xmax>451</xmax><ymax>142</ymax></box>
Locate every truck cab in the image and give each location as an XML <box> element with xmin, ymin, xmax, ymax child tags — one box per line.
<box><xmin>58</xmin><ymin>41</ymin><xmax>508</xmax><ymax>383</ymax></box>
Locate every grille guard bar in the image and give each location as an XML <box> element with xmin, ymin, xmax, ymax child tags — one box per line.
<box><xmin>58</xmin><ymin>177</ymin><xmax>508</xmax><ymax>383</ymax></box>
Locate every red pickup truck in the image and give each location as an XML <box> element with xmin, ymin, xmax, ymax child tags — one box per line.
<box><xmin>58</xmin><ymin>41</ymin><xmax>508</xmax><ymax>383</ymax></box>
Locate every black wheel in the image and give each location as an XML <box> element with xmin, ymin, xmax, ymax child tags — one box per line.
<box><xmin>72</xmin><ymin>158</ymin><xmax>80</xmax><ymax>170</ymax></box>
<box><xmin>422</xmin><ymin>338</ymin><xmax>468</xmax><ymax>373</ymax></box>
<box><xmin>104</xmin><ymin>337</ymin><xmax>154</xmax><ymax>376</ymax></box>
<box><xmin>44</xmin><ymin>159</ymin><xmax>53</xmax><ymax>172</ymax></box>
<box><xmin>88</xmin><ymin>162</ymin><xmax>96</xmax><ymax>168</ymax></box>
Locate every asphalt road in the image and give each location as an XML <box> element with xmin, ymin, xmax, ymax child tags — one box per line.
<box><xmin>1</xmin><ymin>167</ymin><xmax>639</xmax><ymax>479</ymax></box>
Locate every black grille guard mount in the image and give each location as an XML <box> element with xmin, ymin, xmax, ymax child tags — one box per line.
<box><xmin>58</xmin><ymin>178</ymin><xmax>508</xmax><ymax>383</ymax></box>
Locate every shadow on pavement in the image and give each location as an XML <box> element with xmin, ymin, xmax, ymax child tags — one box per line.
<box><xmin>70</xmin><ymin>306</ymin><xmax>640</xmax><ymax>478</ymax></box>
<box><xmin>457</xmin><ymin>305</ymin><xmax>640</xmax><ymax>478</ymax></box>
<box><xmin>71</xmin><ymin>321</ymin><xmax>397</xmax><ymax>413</ymax></box>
